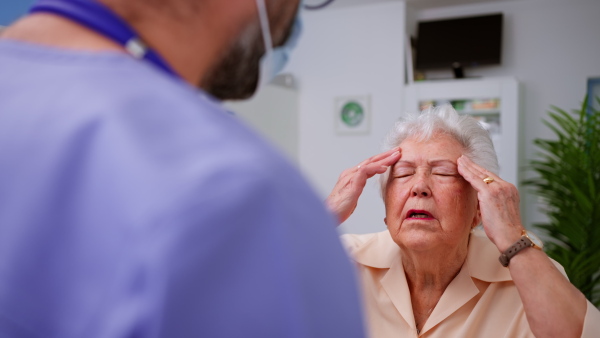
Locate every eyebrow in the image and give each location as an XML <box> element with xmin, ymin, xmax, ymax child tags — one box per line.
<box><xmin>429</xmin><ymin>160</ymin><xmax>457</xmax><ymax>167</ymax></box>
<box><xmin>393</xmin><ymin>159</ymin><xmax>457</xmax><ymax>167</ymax></box>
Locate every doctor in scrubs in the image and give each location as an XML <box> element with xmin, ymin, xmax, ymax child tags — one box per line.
<box><xmin>0</xmin><ymin>0</ymin><xmax>365</xmax><ymax>337</ymax></box>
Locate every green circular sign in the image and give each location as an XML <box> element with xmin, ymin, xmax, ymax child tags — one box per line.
<box><xmin>340</xmin><ymin>101</ymin><xmax>364</xmax><ymax>127</ymax></box>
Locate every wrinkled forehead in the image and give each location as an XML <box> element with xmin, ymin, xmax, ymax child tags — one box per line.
<box><xmin>398</xmin><ymin>133</ymin><xmax>465</xmax><ymax>163</ymax></box>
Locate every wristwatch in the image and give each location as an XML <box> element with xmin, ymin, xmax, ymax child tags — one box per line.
<box><xmin>499</xmin><ymin>230</ymin><xmax>543</xmax><ymax>267</ymax></box>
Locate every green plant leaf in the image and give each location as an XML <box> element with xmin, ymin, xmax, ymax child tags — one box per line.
<box><xmin>523</xmin><ymin>97</ymin><xmax>600</xmax><ymax>305</ymax></box>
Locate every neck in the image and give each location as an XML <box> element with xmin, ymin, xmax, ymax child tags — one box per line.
<box><xmin>401</xmin><ymin>239</ymin><xmax>469</xmax><ymax>331</ymax></box>
<box><xmin>401</xmin><ymin>232</ymin><xmax>471</xmax><ymax>291</ymax></box>
<box><xmin>1</xmin><ymin>1</ymin><xmax>253</xmax><ymax>86</ymax></box>
<box><xmin>117</xmin><ymin>6</ymin><xmax>228</xmax><ymax>85</ymax></box>
<box><xmin>402</xmin><ymin>245</ymin><xmax>467</xmax><ymax>292</ymax></box>
<box><xmin>2</xmin><ymin>13</ymin><xmax>125</xmax><ymax>53</ymax></box>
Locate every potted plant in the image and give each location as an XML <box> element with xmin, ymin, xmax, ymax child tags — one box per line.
<box><xmin>524</xmin><ymin>97</ymin><xmax>600</xmax><ymax>306</ymax></box>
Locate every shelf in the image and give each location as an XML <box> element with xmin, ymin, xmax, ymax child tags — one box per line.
<box><xmin>458</xmin><ymin>109</ymin><xmax>501</xmax><ymax>116</ymax></box>
<box><xmin>405</xmin><ymin>77</ymin><xmax>519</xmax><ymax>186</ymax></box>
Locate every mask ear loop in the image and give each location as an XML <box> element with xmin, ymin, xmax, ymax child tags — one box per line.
<box><xmin>255</xmin><ymin>0</ymin><xmax>276</xmax><ymax>88</ymax></box>
<box><xmin>255</xmin><ymin>0</ymin><xmax>273</xmax><ymax>55</ymax></box>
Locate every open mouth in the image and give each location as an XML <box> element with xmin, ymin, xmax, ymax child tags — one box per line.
<box><xmin>406</xmin><ymin>209</ymin><xmax>434</xmax><ymax>219</ymax></box>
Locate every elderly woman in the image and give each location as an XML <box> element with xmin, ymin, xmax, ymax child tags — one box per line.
<box><xmin>326</xmin><ymin>105</ymin><xmax>599</xmax><ymax>337</ymax></box>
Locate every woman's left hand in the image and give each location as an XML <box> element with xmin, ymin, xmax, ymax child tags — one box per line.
<box><xmin>459</xmin><ymin>156</ymin><xmax>590</xmax><ymax>338</ymax></box>
<box><xmin>457</xmin><ymin>155</ymin><xmax>523</xmax><ymax>251</ymax></box>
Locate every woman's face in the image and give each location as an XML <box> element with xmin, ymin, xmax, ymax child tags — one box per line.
<box><xmin>384</xmin><ymin>133</ymin><xmax>480</xmax><ymax>253</ymax></box>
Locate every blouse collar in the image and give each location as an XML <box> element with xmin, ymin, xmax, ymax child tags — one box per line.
<box><xmin>347</xmin><ymin>228</ymin><xmax>513</xmax><ymax>283</ymax></box>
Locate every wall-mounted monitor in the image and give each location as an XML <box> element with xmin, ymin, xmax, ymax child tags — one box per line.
<box><xmin>415</xmin><ymin>13</ymin><xmax>503</xmax><ymax>78</ymax></box>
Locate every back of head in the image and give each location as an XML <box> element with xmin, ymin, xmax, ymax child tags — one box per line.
<box><xmin>379</xmin><ymin>104</ymin><xmax>499</xmax><ymax>197</ymax></box>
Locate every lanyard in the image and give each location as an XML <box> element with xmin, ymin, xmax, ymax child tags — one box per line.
<box><xmin>30</xmin><ymin>0</ymin><xmax>179</xmax><ymax>79</ymax></box>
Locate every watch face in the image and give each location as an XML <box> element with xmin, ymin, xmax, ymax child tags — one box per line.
<box><xmin>527</xmin><ymin>231</ymin><xmax>544</xmax><ymax>249</ymax></box>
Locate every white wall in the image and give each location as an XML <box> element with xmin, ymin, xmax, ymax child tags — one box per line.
<box><xmin>287</xmin><ymin>2</ymin><xmax>406</xmax><ymax>234</ymax></box>
<box><xmin>412</xmin><ymin>0</ymin><xmax>600</xmax><ymax>233</ymax></box>
<box><xmin>225</xmin><ymin>80</ymin><xmax>299</xmax><ymax>164</ymax></box>
<box><xmin>286</xmin><ymin>0</ymin><xmax>599</xmax><ymax>235</ymax></box>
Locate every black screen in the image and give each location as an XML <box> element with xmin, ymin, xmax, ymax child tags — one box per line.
<box><xmin>415</xmin><ymin>13</ymin><xmax>503</xmax><ymax>70</ymax></box>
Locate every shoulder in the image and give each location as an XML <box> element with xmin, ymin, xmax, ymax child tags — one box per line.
<box><xmin>1</xmin><ymin>41</ymin><xmax>219</xmax><ymax>122</ymax></box>
<box><xmin>467</xmin><ymin>228</ymin><xmax>567</xmax><ymax>282</ymax></box>
<box><xmin>341</xmin><ymin>232</ymin><xmax>386</xmax><ymax>253</ymax></box>
<box><xmin>341</xmin><ymin>231</ymin><xmax>400</xmax><ymax>268</ymax></box>
<box><xmin>2</xmin><ymin>43</ymin><xmax>318</xmax><ymax>223</ymax></box>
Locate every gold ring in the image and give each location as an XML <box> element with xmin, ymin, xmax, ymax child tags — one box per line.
<box><xmin>483</xmin><ymin>177</ymin><xmax>494</xmax><ymax>184</ymax></box>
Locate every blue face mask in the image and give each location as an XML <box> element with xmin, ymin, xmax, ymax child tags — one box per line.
<box><xmin>255</xmin><ymin>0</ymin><xmax>303</xmax><ymax>88</ymax></box>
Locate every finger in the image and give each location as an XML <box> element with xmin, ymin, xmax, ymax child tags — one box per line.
<box><xmin>372</xmin><ymin>149</ymin><xmax>401</xmax><ymax>168</ymax></box>
<box><xmin>457</xmin><ymin>156</ymin><xmax>495</xmax><ymax>191</ymax></box>
<box><xmin>369</xmin><ymin>146</ymin><xmax>401</xmax><ymax>162</ymax></box>
<box><xmin>458</xmin><ymin>155</ymin><xmax>501</xmax><ymax>181</ymax></box>
<box><xmin>460</xmin><ymin>155</ymin><xmax>500</xmax><ymax>181</ymax></box>
<box><xmin>359</xmin><ymin>150</ymin><xmax>401</xmax><ymax>177</ymax></box>
<box><xmin>358</xmin><ymin>147</ymin><xmax>401</xmax><ymax>167</ymax></box>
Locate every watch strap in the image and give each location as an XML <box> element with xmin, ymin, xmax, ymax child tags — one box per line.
<box><xmin>499</xmin><ymin>236</ymin><xmax>533</xmax><ymax>267</ymax></box>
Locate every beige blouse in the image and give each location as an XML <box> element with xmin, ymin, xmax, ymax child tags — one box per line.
<box><xmin>341</xmin><ymin>229</ymin><xmax>600</xmax><ymax>337</ymax></box>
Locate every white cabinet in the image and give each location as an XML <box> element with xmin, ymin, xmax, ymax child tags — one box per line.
<box><xmin>404</xmin><ymin>77</ymin><xmax>520</xmax><ymax>186</ymax></box>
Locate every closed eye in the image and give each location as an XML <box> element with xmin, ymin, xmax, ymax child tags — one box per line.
<box><xmin>393</xmin><ymin>169</ymin><xmax>414</xmax><ymax>178</ymax></box>
<box><xmin>393</xmin><ymin>174</ymin><xmax>413</xmax><ymax>179</ymax></box>
<box><xmin>432</xmin><ymin>168</ymin><xmax>458</xmax><ymax>176</ymax></box>
<box><xmin>434</xmin><ymin>174</ymin><xmax>461</xmax><ymax>182</ymax></box>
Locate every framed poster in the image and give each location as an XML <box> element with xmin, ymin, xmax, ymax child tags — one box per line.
<box><xmin>334</xmin><ymin>95</ymin><xmax>371</xmax><ymax>134</ymax></box>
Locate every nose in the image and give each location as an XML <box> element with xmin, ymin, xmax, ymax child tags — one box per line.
<box><xmin>410</xmin><ymin>174</ymin><xmax>432</xmax><ymax>197</ymax></box>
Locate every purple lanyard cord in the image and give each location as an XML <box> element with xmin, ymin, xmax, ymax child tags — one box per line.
<box><xmin>30</xmin><ymin>0</ymin><xmax>180</xmax><ymax>78</ymax></box>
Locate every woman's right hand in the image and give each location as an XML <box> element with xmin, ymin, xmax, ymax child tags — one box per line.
<box><xmin>326</xmin><ymin>148</ymin><xmax>401</xmax><ymax>225</ymax></box>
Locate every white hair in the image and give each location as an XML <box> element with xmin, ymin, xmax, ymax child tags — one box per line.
<box><xmin>379</xmin><ymin>104</ymin><xmax>499</xmax><ymax>198</ymax></box>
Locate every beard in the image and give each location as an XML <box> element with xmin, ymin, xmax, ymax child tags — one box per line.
<box><xmin>200</xmin><ymin>4</ymin><xmax>297</xmax><ymax>101</ymax></box>
<box><xmin>200</xmin><ymin>23</ymin><xmax>264</xmax><ymax>101</ymax></box>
